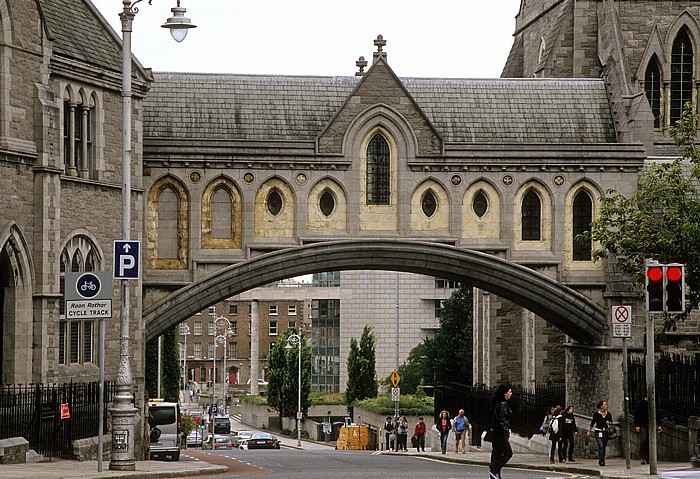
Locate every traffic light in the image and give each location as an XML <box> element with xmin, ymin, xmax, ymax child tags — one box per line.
<box><xmin>665</xmin><ymin>264</ymin><xmax>685</xmax><ymax>313</ymax></box>
<box><xmin>645</xmin><ymin>265</ymin><xmax>664</xmax><ymax>312</ymax></box>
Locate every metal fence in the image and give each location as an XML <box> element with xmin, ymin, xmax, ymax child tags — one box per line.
<box><xmin>0</xmin><ymin>381</ymin><xmax>114</xmax><ymax>459</ymax></box>
<box><xmin>434</xmin><ymin>382</ymin><xmax>565</xmax><ymax>445</ymax></box>
<box><xmin>629</xmin><ymin>352</ymin><xmax>700</xmax><ymax>425</ymax></box>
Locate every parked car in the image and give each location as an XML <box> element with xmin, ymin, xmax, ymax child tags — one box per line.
<box><xmin>232</xmin><ymin>430</ymin><xmax>253</xmax><ymax>447</ymax></box>
<box><xmin>239</xmin><ymin>432</ymin><xmax>281</xmax><ymax>450</ymax></box>
<box><xmin>148</xmin><ymin>400</ymin><xmax>181</xmax><ymax>461</ymax></box>
<box><xmin>203</xmin><ymin>434</ymin><xmax>234</xmax><ymax>450</ymax></box>
<box><xmin>659</xmin><ymin>469</ymin><xmax>700</xmax><ymax>478</ymax></box>
<box><xmin>186</xmin><ymin>429</ymin><xmax>203</xmax><ymax>447</ymax></box>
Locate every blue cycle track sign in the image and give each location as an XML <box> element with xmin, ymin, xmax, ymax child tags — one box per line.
<box><xmin>65</xmin><ymin>271</ymin><xmax>113</xmax><ymax>320</ymax></box>
<box><xmin>113</xmin><ymin>240</ymin><xmax>140</xmax><ymax>279</ymax></box>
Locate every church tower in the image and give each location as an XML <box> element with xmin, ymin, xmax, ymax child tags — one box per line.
<box><xmin>503</xmin><ymin>0</ymin><xmax>700</xmax><ymax>152</ymax></box>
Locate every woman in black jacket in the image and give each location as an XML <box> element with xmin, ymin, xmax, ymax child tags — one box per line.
<box><xmin>488</xmin><ymin>382</ymin><xmax>513</xmax><ymax>479</ymax></box>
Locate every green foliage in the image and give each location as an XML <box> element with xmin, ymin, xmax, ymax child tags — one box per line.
<box><xmin>280</xmin><ymin>428</ymin><xmax>292</xmax><ymax>436</ymax></box>
<box><xmin>388</xmin><ymin>343</ymin><xmax>428</xmax><ymax>393</ymax></box>
<box><xmin>309</xmin><ymin>392</ymin><xmax>345</xmax><ymax>405</ymax></box>
<box><xmin>421</xmin><ymin>284</ymin><xmax>474</xmax><ymax>386</ymax></box>
<box><xmin>162</xmin><ymin>326</ymin><xmax>181</xmax><ymax>402</ymax></box>
<box><xmin>180</xmin><ymin>413</ymin><xmax>196</xmax><ymax>436</ymax></box>
<box><xmin>346</xmin><ymin>325</ymin><xmax>378</xmax><ymax>408</ymax></box>
<box><xmin>145</xmin><ymin>338</ymin><xmax>159</xmax><ymax>399</ymax></box>
<box><xmin>240</xmin><ymin>395</ymin><xmax>267</xmax><ymax>406</ymax></box>
<box><xmin>266</xmin><ymin>330</ymin><xmax>312</xmax><ymax>419</ymax></box>
<box><xmin>588</xmin><ymin>102</ymin><xmax>700</xmax><ymax>329</ymax></box>
<box><xmin>145</xmin><ymin>328</ymin><xmax>180</xmax><ymax>401</ymax></box>
<box><xmin>353</xmin><ymin>394</ymin><xmax>434</xmax><ymax>416</ymax></box>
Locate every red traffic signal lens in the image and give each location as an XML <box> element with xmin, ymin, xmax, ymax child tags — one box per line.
<box><xmin>666</xmin><ymin>266</ymin><xmax>682</xmax><ymax>282</ymax></box>
<box><xmin>646</xmin><ymin>267</ymin><xmax>663</xmax><ymax>282</ymax></box>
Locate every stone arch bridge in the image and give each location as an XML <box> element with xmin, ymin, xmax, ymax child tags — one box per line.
<box><xmin>144</xmin><ymin>240</ymin><xmax>606</xmax><ymax>345</ymax></box>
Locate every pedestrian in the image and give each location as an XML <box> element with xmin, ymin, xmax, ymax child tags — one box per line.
<box><xmin>587</xmin><ymin>399</ymin><xmax>613</xmax><ymax>466</ymax></box>
<box><xmin>397</xmin><ymin>416</ymin><xmax>409</xmax><ymax>451</ymax></box>
<box><xmin>560</xmin><ymin>405</ymin><xmax>578</xmax><ymax>462</ymax></box>
<box><xmin>548</xmin><ymin>405</ymin><xmax>564</xmax><ymax>464</ymax></box>
<box><xmin>453</xmin><ymin>409</ymin><xmax>470</xmax><ymax>453</ymax></box>
<box><xmin>413</xmin><ymin>416</ymin><xmax>426</xmax><ymax>452</ymax></box>
<box><xmin>384</xmin><ymin>416</ymin><xmax>396</xmax><ymax>452</ymax></box>
<box><xmin>488</xmin><ymin>382</ymin><xmax>513</xmax><ymax>479</ymax></box>
<box><xmin>435</xmin><ymin>410</ymin><xmax>452</xmax><ymax>454</ymax></box>
<box><xmin>633</xmin><ymin>394</ymin><xmax>662</xmax><ymax>465</ymax></box>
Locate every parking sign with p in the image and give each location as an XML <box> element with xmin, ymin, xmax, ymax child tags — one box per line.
<box><xmin>114</xmin><ymin>240</ymin><xmax>140</xmax><ymax>279</ymax></box>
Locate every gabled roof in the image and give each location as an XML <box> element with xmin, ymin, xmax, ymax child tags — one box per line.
<box><xmin>144</xmin><ymin>73</ymin><xmax>615</xmax><ymax>144</ymax></box>
<box><xmin>39</xmin><ymin>0</ymin><xmax>124</xmax><ymax>74</ymax></box>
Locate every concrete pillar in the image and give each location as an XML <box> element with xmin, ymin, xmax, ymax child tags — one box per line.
<box><xmin>522</xmin><ymin>310</ymin><xmax>536</xmax><ymax>392</ymax></box>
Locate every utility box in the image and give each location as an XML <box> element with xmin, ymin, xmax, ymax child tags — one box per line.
<box><xmin>336</xmin><ymin>424</ymin><xmax>369</xmax><ymax>450</ymax></box>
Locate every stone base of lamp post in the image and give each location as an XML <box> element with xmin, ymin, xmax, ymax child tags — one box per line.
<box><xmin>109</xmin><ymin>384</ymin><xmax>137</xmax><ymax>470</ymax></box>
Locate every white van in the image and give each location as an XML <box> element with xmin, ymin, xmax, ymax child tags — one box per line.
<box><xmin>148</xmin><ymin>400</ymin><xmax>181</xmax><ymax>460</ymax></box>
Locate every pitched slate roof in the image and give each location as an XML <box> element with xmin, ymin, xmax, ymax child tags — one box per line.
<box><xmin>144</xmin><ymin>73</ymin><xmax>616</xmax><ymax>144</ymax></box>
<box><xmin>39</xmin><ymin>0</ymin><xmax>123</xmax><ymax>74</ymax></box>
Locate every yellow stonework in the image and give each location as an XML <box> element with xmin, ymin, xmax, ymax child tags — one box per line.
<box><xmin>147</xmin><ymin>176</ymin><xmax>189</xmax><ymax>269</ymax></box>
<box><xmin>201</xmin><ymin>176</ymin><xmax>242</xmax><ymax>249</ymax></box>
<box><xmin>512</xmin><ymin>180</ymin><xmax>552</xmax><ymax>252</ymax></box>
<box><xmin>307</xmin><ymin>178</ymin><xmax>347</xmax><ymax>230</ymax></box>
<box><xmin>462</xmin><ymin>181</ymin><xmax>501</xmax><ymax>239</ymax></box>
<box><xmin>410</xmin><ymin>179</ymin><xmax>449</xmax><ymax>231</ymax></box>
<box><xmin>255</xmin><ymin>178</ymin><xmax>295</xmax><ymax>238</ymax></box>
<box><xmin>359</xmin><ymin>127</ymin><xmax>398</xmax><ymax>231</ymax></box>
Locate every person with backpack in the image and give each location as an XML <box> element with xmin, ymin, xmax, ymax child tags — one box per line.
<box><xmin>397</xmin><ymin>416</ymin><xmax>409</xmax><ymax>451</ymax></box>
<box><xmin>453</xmin><ymin>409</ymin><xmax>470</xmax><ymax>453</ymax></box>
<box><xmin>384</xmin><ymin>416</ymin><xmax>396</xmax><ymax>451</ymax></box>
<box><xmin>548</xmin><ymin>405</ymin><xmax>564</xmax><ymax>464</ymax></box>
<box><xmin>561</xmin><ymin>405</ymin><xmax>578</xmax><ymax>462</ymax></box>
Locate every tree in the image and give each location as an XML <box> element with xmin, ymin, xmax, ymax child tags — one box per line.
<box><xmin>422</xmin><ymin>284</ymin><xmax>473</xmax><ymax>386</ymax></box>
<box><xmin>145</xmin><ymin>326</ymin><xmax>180</xmax><ymax>401</ymax></box>
<box><xmin>346</xmin><ymin>325</ymin><xmax>378</xmax><ymax>407</ymax></box>
<box><xmin>587</xmin><ymin>103</ymin><xmax>700</xmax><ymax>329</ymax></box>
<box><xmin>266</xmin><ymin>330</ymin><xmax>312</xmax><ymax>421</ymax></box>
<box><xmin>393</xmin><ymin>343</ymin><xmax>429</xmax><ymax>394</ymax></box>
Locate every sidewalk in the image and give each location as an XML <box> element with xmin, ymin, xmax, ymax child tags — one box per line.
<box><xmin>0</xmin><ymin>440</ymin><xmax>693</xmax><ymax>479</ymax></box>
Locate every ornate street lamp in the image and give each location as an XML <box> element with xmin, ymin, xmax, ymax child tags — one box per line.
<box><xmin>285</xmin><ymin>333</ymin><xmax>302</xmax><ymax>447</ymax></box>
<box><xmin>111</xmin><ymin>1</ymin><xmax>195</xmax><ymax>471</ymax></box>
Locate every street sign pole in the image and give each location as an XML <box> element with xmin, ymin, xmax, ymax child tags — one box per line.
<box><xmin>622</xmin><ymin>335</ymin><xmax>631</xmax><ymax>470</ymax></box>
<box><xmin>646</xmin><ymin>309</ymin><xmax>658</xmax><ymax>475</ymax></box>
<box><xmin>612</xmin><ymin>305</ymin><xmax>632</xmax><ymax>470</ymax></box>
<box><xmin>98</xmin><ymin>318</ymin><xmax>105</xmax><ymax>472</ymax></box>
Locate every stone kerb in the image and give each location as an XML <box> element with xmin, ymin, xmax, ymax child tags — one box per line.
<box><xmin>0</xmin><ymin>437</ymin><xmax>29</xmax><ymax>464</ymax></box>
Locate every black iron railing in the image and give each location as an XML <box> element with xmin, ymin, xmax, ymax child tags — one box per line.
<box><xmin>0</xmin><ymin>381</ymin><xmax>114</xmax><ymax>459</ymax></box>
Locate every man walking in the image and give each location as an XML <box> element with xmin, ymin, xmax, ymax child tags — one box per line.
<box><xmin>413</xmin><ymin>417</ymin><xmax>426</xmax><ymax>452</ymax></box>
<box><xmin>634</xmin><ymin>394</ymin><xmax>662</xmax><ymax>465</ymax></box>
<box><xmin>453</xmin><ymin>409</ymin><xmax>470</xmax><ymax>453</ymax></box>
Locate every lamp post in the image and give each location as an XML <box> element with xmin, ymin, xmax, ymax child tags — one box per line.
<box><xmin>285</xmin><ymin>333</ymin><xmax>302</xmax><ymax>447</ymax></box>
<box><xmin>112</xmin><ymin>1</ymin><xmax>194</xmax><ymax>471</ymax></box>
<box><xmin>215</xmin><ymin>328</ymin><xmax>234</xmax><ymax>409</ymax></box>
<box><xmin>181</xmin><ymin>324</ymin><xmax>190</xmax><ymax>400</ymax></box>
<box><xmin>210</xmin><ymin>315</ymin><xmax>231</xmax><ymax>408</ymax></box>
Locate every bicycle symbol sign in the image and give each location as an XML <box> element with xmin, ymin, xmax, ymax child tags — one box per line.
<box><xmin>76</xmin><ymin>273</ymin><xmax>101</xmax><ymax>299</ymax></box>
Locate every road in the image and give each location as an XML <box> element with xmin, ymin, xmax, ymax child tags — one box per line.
<box><xmin>178</xmin><ymin>447</ymin><xmax>595</xmax><ymax>479</ymax></box>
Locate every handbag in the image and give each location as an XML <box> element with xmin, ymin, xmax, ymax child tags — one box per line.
<box><xmin>482</xmin><ymin>429</ymin><xmax>494</xmax><ymax>443</ymax></box>
<box><xmin>607</xmin><ymin>424</ymin><xmax>618</xmax><ymax>440</ymax></box>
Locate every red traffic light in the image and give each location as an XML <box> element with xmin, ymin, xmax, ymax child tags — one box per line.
<box><xmin>666</xmin><ymin>266</ymin><xmax>682</xmax><ymax>282</ymax></box>
<box><xmin>646</xmin><ymin>267</ymin><xmax>663</xmax><ymax>282</ymax></box>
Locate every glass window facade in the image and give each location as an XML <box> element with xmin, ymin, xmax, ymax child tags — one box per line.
<box><xmin>310</xmin><ymin>299</ymin><xmax>340</xmax><ymax>393</ymax></box>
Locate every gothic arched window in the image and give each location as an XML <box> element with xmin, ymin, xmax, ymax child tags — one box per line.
<box><xmin>319</xmin><ymin>190</ymin><xmax>335</xmax><ymax>217</ymax></box>
<box><xmin>572</xmin><ymin>190</ymin><xmax>593</xmax><ymax>261</ymax></box>
<box><xmin>645</xmin><ymin>57</ymin><xmax>662</xmax><ymax>128</ymax></box>
<box><xmin>522</xmin><ymin>190</ymin><xmax>541</xmax><ymax>241</ymax></box>
<box><xmin>421</xmin><ymin>190</ymin><xmax>437</xmax><ymax>218</ymax></box>
<box><xmin>473</xmin><ymin>191</ymin><xmax>488</xmax><ymax>218</ymax></box>
<box><xmin>366</xmin><ymin>133</ymin><xmax>390</xmax><ymax>205</ymax></box>
<box><xmin>670</xmin><ymin>29</ymin><xmax>694</xmax><ymax>123</ymax></box>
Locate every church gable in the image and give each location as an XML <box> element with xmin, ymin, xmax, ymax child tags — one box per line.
<box><xmin>317</xmin><ymin>55</ymin><xmax>442</xmax><ymax>156</ymax></box>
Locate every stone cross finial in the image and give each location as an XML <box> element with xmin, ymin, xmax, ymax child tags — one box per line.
<box><xmin>374</xmin><ymin>34</ymin><xmax>386</xmax><ymax>52</ymax></box>
<box><xmin>356</xmin><ymin>56</ymin><xmax>368</xmax><ymax>76</ymax></box>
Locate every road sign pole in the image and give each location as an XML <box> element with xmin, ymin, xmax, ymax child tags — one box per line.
<box><xmin>622</xmin><ymin>336</ymin><xmax>631</xmax><ymax>470</ymax></box>
<box><xmin>645</xmin><ymin>310</ymin><xmax>658</xmax><ymax>475</ymax></box>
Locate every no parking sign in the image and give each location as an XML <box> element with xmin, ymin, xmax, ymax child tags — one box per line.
<box><xmin>612</xmin><ymin>305</ymin><xmax>632</xmax><ymax>338</ymax></box>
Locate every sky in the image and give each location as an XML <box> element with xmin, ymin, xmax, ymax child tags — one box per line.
<box><xmin>90</xmin><ymin>0</ymin><xmax>521</xmax><ymax>78</ymax></box>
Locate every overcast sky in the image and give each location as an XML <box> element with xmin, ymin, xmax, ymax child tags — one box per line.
<box><xmin>90</xmin><ymin>0</ymin><xmax>521</xmax><ymax>78</ymax></box>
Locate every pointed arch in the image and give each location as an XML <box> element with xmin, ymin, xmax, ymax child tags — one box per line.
<box><xmin>307</xmin><ymin>177</ymin><xmax>348</xmax><ymax>231</ymax></box>
<box><xmin>254</xmin><ymin>177</ymin><xmax>295</xmax><ymax>238</ymax></box>
<box><xmin>202</xmin><ymin>176</ymin><xmax>242</xmax><ymax>249</ymax></box>
<box><xmin>644</xmin><ymin>54</ymin><xmax>662</xmax><ymax>128</ymax></box>
<box><xmin>147</xmin><ymin>175</ymin><xmax>190</xmax><ymax>269</ymax></box>
<box><xmin>513</xmin><ymin>180</ymin><xmax>552</xmax><ymax>251</ymax></box>
<box><xmin>410</xmin><ymin>178</ymin><xmax>449</xmax><ymax>232</ymax></box>
<box><xmin>665</xmin><ymin>12</ymin><xmax>700</xmax><ymax>123</ymax></box>
<box><xmin>0</xmin><ymin>222</ymin><xmax>34</xmax><ymax>384</ymax></box>
<box><xmin>564</xmin><ymin>181</ymin><xmax>604</xmax><ymax>271</ymax></box>
<box><xmin>462</xmin><ymin>179</ymin><xmax>501</xmax><ymax>240</ymax></box>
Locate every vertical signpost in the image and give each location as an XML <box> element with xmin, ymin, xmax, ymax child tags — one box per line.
<box><xmin>612</xmin><ymin>305</ymin><xmax>632</xmax><ymax>470</ymax></box>
<box><xmin>65</xmin><ymin>271</ymin><xmax>112</xmax><ymax>471</ymax></box>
